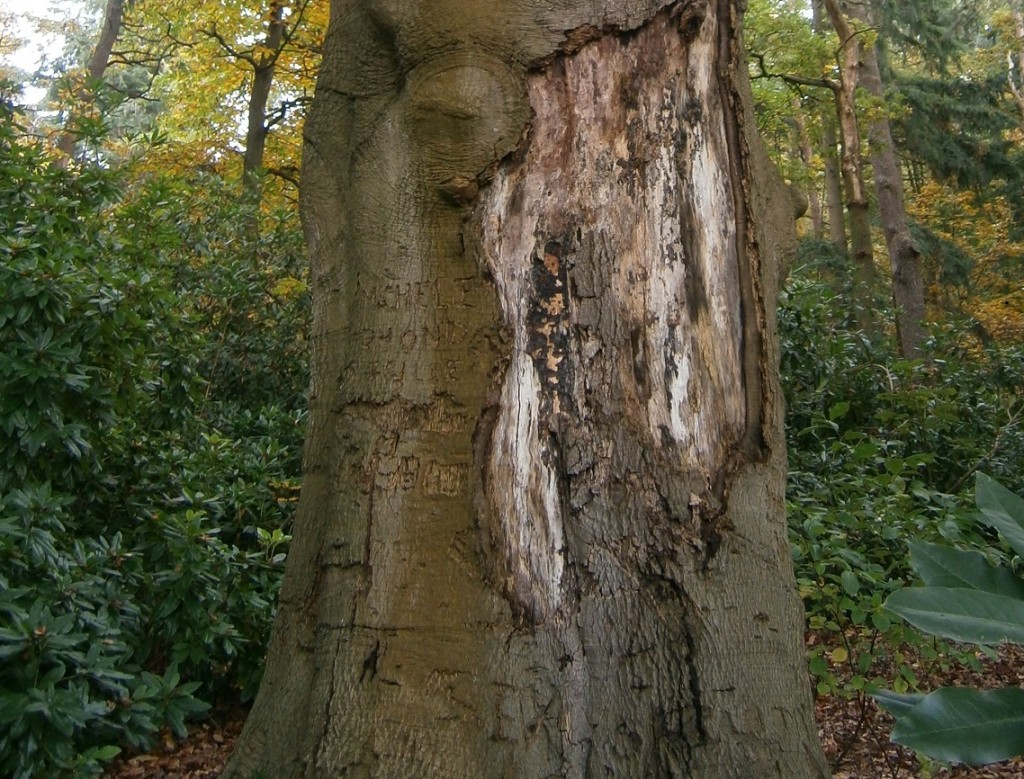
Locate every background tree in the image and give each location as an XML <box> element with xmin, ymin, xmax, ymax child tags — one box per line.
<box><xmin>747</xmin><ymin>0</ymin><xmax>1005</xmax><ymax>350</ymax></box>
<box><xmin>225</xmin><ymin>1</ymin><xmax>828</xmax><ymax>777</ymax></box>
<box><xmin>747</xmin><ymin>0</ymin><xmax>875</xmax><ymax>314</ymax></box>
<box><xmin>54</xmin><ymin>0</ymin><xmax>127</xmax><ymax>158</ymax></box>
<box><xmin>38</xmin><ymin>0</ymin><xmax>326</xmax><ymax>199</ymax></box>
<box><xmin>820</xmin><ymin>0</ymin><xmax>879</xmax><ymax>327</ymax></box>
<box><xmin>813</xmin><ymin>0</ymin><xmax>849</xmax><ymax>252</ymax></box>
<box><xmin>1010</xmin><ymin>6</ymin><xmax>1024</xmax><ymax>120</ymax></box>
<box><xmin>200</xmin><ymin>0</ymin><xmax>317</xmax><ymax>198</ymax></box>
<box><xmin>0</xmin><ymin>12</ymin><xmax>27</xmax><ymax>81</ymax></box>
<box><xmin>136</xmin><ymin>0</ymin><xmax>324</xmax><ymax>196</ymax></box>
<box><xmin>841</xmin><ymin>0</ymin><xmax>927</xmax><ymax>358</ymax></box>
<box><xmin>790</xmin><ymin>98</ymin><xmax>825</xmax><ymax>235</ymax></box>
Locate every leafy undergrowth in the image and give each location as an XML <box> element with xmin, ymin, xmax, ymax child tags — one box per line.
<box><xmin>0</xmin><ymin>91</ymin><xmax>306</xmax><ymax>778</ymax></box>
<box><xmin>818</xmin><ymin>638</ymin><xmax>1024</xmax><ymax>778</ymax></box>
<box><xmin>99</xmin><ymin>639</ymin><xmax>1024</xmax><ymax>779</ymax></box>
<box><xmin>103</xmin><ymin>707</ymin><xmax>245</xmax><ymax>779</ymax></box>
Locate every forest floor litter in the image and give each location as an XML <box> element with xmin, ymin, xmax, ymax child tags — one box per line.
<box><xmin>102</xmin><ymin>640</ymin><xmax>1024</xmax><ymax>779</ymax></box>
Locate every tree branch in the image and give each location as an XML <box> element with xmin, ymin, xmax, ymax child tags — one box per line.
<box><xmin>750</xmin><ymin>51</ymin><xmax>839</xmax><ymax>94</ymax></box>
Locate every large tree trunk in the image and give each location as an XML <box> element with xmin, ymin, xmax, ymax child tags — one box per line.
<box><xmin>226</xmin><ymin>1</ymin><xmax>827</xmax><ymax>777</ymax></box>
<box><xmin>55</xmin><ymin>0</ymin><xmax>125</xmax><ymax>158</ymax></box>
<box><xmin>846</xmin><ymin>2</ymin><xmax>926</xmax><ymax>359</ymax></box>
<box><xmin>822</xmin><ymin>0</ymin><xmax>876</xmax><ymax>330</ymax></box>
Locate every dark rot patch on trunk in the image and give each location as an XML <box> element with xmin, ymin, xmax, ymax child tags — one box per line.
<box><xmin>477</xmin><ymin>5</ymin><xmax>759</xmax><ymax>596</ymax></box>
<box><xmin>526</xmin><ymin>237</ymin><xmax>575</xmax><ymax>420</ymax></box>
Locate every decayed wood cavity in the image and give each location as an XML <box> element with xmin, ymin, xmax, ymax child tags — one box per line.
<box><xmin>477</xmin><ymin>2</ymin><xmax>758</xmax><ymax>621</ymax></box>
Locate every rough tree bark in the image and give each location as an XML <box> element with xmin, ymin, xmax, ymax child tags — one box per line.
<box><xmin>55</xmin><ymin>0</ymin><xmax>126</xmax><ymax>158</ymax></box>
<box><xmin>225</xmin><ymin>1</ymin><xmax>828</xmax><ymax>776</ymax></box>
<box><xmin>822</xmin><ymin>0</ymin><xmax>876</xmax><ymax>328</ymax></box>
<box><xmin>844</xmin><ymin>1</ymin><xmax>926</xmax><ymax>359</ymax></box>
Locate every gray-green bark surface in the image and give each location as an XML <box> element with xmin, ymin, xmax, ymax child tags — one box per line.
<box><xmin>822</xmin><ymin>0</ymin><xmax>876</xmax><ymax>331</ymax></box>
<box><xmin>226</xmin><ymin>2</ymin><xmax>827</xmax><ymax>776</ymax></box>
<box><xmin>846</xmin><ymin>1</ymin><xmax>925</xmax><ymax>359</ymax></box>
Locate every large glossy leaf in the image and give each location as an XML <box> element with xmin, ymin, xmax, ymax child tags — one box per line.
<box><xmin>885</xmin><ymin>587</ymin><xmax>1024</xmax><ymax>644</ymax></box>
<box><xmin>890</xmin><ymin>687</ymin><xmax>1024</xmax><ymax>765</ymax></box>
<box><xmin>908</xmin><ymin>540</ymin><xmax>1024</xmax><ymax>599</ymax></box>
<box><xmin>871</xmin><ymin>688</ymin><xmax>925</xmax><ymax>718</ymax></box>
<box><xmin>976</xmin><ymin>472</ymin><xmax>1024</xmax><ymax>559</ymax></box>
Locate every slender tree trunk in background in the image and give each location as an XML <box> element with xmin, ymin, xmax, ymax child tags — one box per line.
<box><xmin>821</xmin><ymin>115</ymin><xmax>848</xmax><ymax>250</ymax></box>
<box><xmin>792</xmin><ymin>99</ymin><xmax>824</xmax><ymax>237</ymax></box>
<box><xmin>822</xmin><ymin>0</ymin><xmax>875</xmax><ymax>331</ymax></box>
<box><xmin>1009</xmin><ymin>10</ymin><xmax>1024</xmax><ymax>123</ymax></box>
<box><xmin>225</xmin><ymin>1</ymin><xmax>828</xmax><ymax>776</ymax></box>
<box><xmin>242</xmin><ymin>0</ymin><xmax>286</xmax><ymax>199</ymax></box>
<box><xmin>846</xmin><ymin>2</ymin><xmax>926</xmax><ymax>359</ymax></box>
<box><xmin>55</xmin><ymin>0</ymin><xmax>125</xmax><ymax>157</ymax></box>
<box><xmin>813</xmin><ymin>0</ymin><xmax>848</xmax><ymax>253</ymax></box>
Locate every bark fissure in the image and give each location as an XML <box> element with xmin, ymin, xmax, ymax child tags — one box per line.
<box><xmin>313</xmin><ymin>635</ymin><xmax>342</xmax><ymax>775</ymax></box>
<box><xmin>684</xmin><ymin>625</ymin><xmax>707</xmax><ymax>742</ymax></box>
<box><xmin>717</xmin><ymin>0</ymin><xmax>767</xmax><ymax>463</ymax></box>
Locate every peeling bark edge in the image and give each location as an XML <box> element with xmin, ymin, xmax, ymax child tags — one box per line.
<box><xmin>716</xmin><ymin>0</ymin><xmax>766</xmax><ymax>464</ymax></box>
<box><xmin>470</xmin><ymin>1</ymin><xmax>769</xmax><ymax>620</ymax></box>
<box><xmin>225</xmin><ymin>1</ymin><xmax>830</xmax><ymax>775</ymax></box>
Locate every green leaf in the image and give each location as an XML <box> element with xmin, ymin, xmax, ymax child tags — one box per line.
<box><xmin>82</xmin><ymin>744</ymin><xmax>122</xmax><ymax>761</ymax></box>
<box><xmin>872</xmin><ymin>689</ymin><xmax>926</xmax><ymax>719</ymax></box>
<box><xmin>976</xmin><ymin>473</ymin><xmax>1024</xmax><ymax>559</ymax></box>
<box><xmin>886</xmin><ymin>587</ymin><xmax>1024</xmax><ymax>645</ymax></box>
<box><xmin>828</xmin><ymin>401</ymin><xmax>850</xmax><ymax>421</ymax></box>
<box><xmin>0</xmin><ymin>640</ymin><xmax>28</xmax><ymax>661</ymax></box>
<box><xmin>889</xmin><ymin>687</ymin><xmax>1024</xmax><ymax>765</ymax></box>
<box><xmin>908</xmin><ymin>540</ymin><xmax>1024</xmax><ymax>599</ymax></box>
<box><xmin>840</xmin><ymin>569</ymin><xmax>860</xmax><ymax>596</ymax></box>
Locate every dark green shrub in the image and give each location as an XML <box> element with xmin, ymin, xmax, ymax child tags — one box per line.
<box><xmin>0</xmin><ymin>86</ymin><xmax>306</xmax><ymax>776</ymax></box>
<box><xmin>131</xmin><ymin>507</ymin><xmax>288</xmax><ymax>701</ymax></box>
<box><xmin>779</xmin><ymin>252</ymin><xmax>1024</xmax><ymax>697</ymax></box>
<box><xmin>0</xmin><ymin>486</ymin><xmax>209</xmax><ymax>778</ymax></box>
